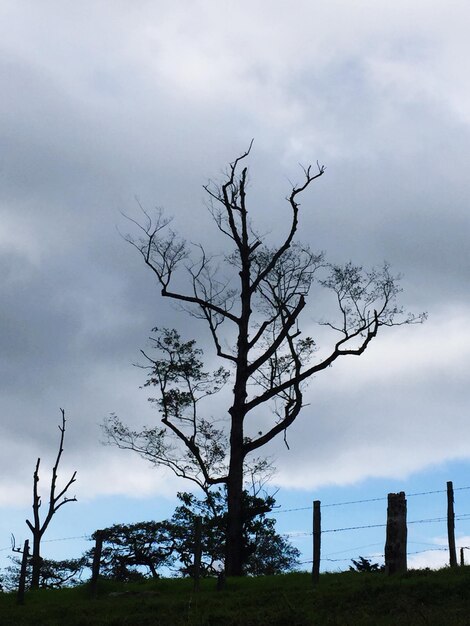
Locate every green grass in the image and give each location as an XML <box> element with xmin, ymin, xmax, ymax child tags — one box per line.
<box><xmin>1</xmin><ymin>568</ymin><xmax>470</xmax><ymax>625</ymax></box>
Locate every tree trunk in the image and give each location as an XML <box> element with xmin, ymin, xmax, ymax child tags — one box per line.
<box><xmin>90</xmin><ymin>531</ymin><xmax>103</xmax><ymax>596</ymax></box>
<box><xmin>225</xmin><ymin>424</ymin><xmax>245</xmax><ymax>576</ymax></box>
<box><xmin>226</xmin><ymin>258</ymin><xmax>250</xmax><ymax>577</ymax></box>
<box><xmin>17</xmin><ymin>539</ymin><xmax>30</xmax><ymax>605</ymax></box>
<box><xmin>30</xmin><ymin>533</ymin><xmax>41</xmax><ymax>590</ymax></box>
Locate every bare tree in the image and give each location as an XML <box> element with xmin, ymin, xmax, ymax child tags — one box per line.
<box><xmin>26</xmin><ymin>409</ymin><xmax>77</xmax><ymax>590</ymax></box>
<box><xmin>105</xmin><ymin>144</ymin><xmax>425</xmax><ymax>576</ymax></box>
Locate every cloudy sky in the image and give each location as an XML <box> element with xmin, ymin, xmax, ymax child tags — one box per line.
<box><xmin>1</xmin><ymin>0</ymin><xmax>470</xmax><ymax>568</ymax></box>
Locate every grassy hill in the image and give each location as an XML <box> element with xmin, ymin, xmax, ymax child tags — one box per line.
<box><xmin>1</xmin><ymin>568</ymin><xmax>470</xmax><ymax>625</ymax></box>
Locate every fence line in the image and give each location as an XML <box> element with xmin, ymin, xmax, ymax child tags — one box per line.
<box><xmin>5</xmin><ymin>480</ymin><xmax>470</xmax><ymax>591</ymax></box>
<box><xmin>271</xmin><ymin>481</ymin><xmax>470</xmax><ymax>578</ymax></box>
<box><xmin>4</xmin><ymin>482</ymin><xmax>461</xmax><ymax>564</ymax></box>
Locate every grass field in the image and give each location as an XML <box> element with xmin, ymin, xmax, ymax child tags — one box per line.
<box><xmin>1</xmin><ymin>568</ymin><xmax>470</xmax><ymax>625</ymax></box>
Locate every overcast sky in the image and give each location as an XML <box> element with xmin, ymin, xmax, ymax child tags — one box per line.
<box><xmin>1</xmin><ymin>1</ymin><xmax>470</xmax><ymax>568</ymax></box>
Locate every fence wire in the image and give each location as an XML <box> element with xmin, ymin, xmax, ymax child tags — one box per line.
<box><xmin>274</xmin><ymin>485</ymin><xmax>470</xmax><ymax>514</ymax></box>
<box><xmin>284</xmin><ymin>512</ymin><xmax>470</xmax><ymax>537</ymax></box>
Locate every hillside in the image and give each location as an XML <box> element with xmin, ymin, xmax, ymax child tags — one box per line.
<box><xmin>1</xmin><ymin>568</ymin><xmax>470</xmax><ymax>625</ymax></box>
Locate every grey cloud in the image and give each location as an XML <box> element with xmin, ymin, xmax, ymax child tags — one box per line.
<box><xmin>0</xmin><ymin>0</ymin><xmax>469</xmax><ymax>506</ymax></box>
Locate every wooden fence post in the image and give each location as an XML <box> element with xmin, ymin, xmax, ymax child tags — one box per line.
<box><xmin>312</xmin><ymin>500</ymin><xmax>321</xmax><ymax>584</ymax></box>
<box><xmin>460</xmin><ymin>547</ymin><xmax>465</xmax><ymax>567</ymax></box>
<box><xmin>193</xmin><ymin>516</ymin><xmax>202</xmax><ymax>592</ymax></box>
<box><xmin>90</xmin><ymin>531</ymin><xmax>103</xmax><ymax>596</ymax></box>
<box><xmin>447</xmin><ymin>481</ymin><xmax>457</xmax><ymax>568</ymax></box>
<box><xmin>17</xmin><ymin>539</ymin><xmax>29</xmax><ymax>606</ymax></box>
<box><xmin>384</xmin><ymin>492</ymin><xmax>407</xmax><ymax>575</ymax></box>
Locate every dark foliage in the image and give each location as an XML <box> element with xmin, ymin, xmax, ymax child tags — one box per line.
<box><xmin>167</xmin><ymin>489</ymin><xmax>300</xmax><ymax>576</ymax></box>
<box><xmin>85</xmin><ymin>490</ymin><xmax>299</xmax><ymax>581</ymax></box>
<box><xmin>349</xmin><ymin>556</ymin><xmax>384</xmax><ymax>573</ymax></box>
<box><xmin>89</xmin><ymin>522</ymin><xmax>175</xmax><ymax>582</ymax></box>
<box><xmin>3</xmin><ymin>555</ymin><xmax>86</xmax><ymax>591</ymax></box>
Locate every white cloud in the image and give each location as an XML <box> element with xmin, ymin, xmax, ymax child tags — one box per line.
<box><xmin>268</xmin><ymin>304</ymin><xmax>470</xmax><ymax>490</ymax></box>
<box><xmin>408</xmin><ymin>535</ymin><xmax>470</xmax><ymax>570</ymax></box>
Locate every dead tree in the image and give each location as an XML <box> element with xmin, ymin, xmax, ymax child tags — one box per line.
<box><xmin>26</xmin><ymin>409</ymin><xmax>77</xmax><ymax>590</ymax></box>
<box><xmin>105</xmin><ymin>144</ymin><xmax>425</xmax><ymax>576</ymax></box>
<box><xmin>12</xmin><ymin>537</ymin><xmax>30</xmax><ymax>605</ymax></box>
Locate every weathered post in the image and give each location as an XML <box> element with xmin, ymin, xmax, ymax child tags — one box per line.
<box><xmin>90</xmin><ymin>530</ymin><xmax>103</xmax><ymax>596</ymax></box>
<box><xmin>193</xmin><ymin>516</ymin><xmax>202</xmax><ymax>592</ymax></box>
<box><xmin>17</xmin><ymin>539</ymin><xmax>30</xmax><ymax>606</ymax></box>
<box><xmin>384</xmin><ymin>492</ymin><xmax>407</xmax><ymax>574</ymax></box>
<box><xmin>447</xmin><ymin>481</ymin><xmax>457</xmax><ymax>568</ymax></box>
<box><xmin>460</xmin><ymin>547</ymin><xmax>465</xmax><ymax>567</ymax></box>
<box><xmin>312</xmin><ymin>500</ymin><xmax>321</xmax><ymax>584</ymax></box>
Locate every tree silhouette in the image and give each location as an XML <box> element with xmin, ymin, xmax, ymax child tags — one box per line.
<box><xmin>89</xmin><ymin>522</ymin><xmax>175</xmax><ymax>582</ymax></box>
<box><xmin>26</xmin><ymin>409</ymin><xmax>77</xmax><ymax>589</ymax></box>
<box><xmin>105</xmin><ymin>144</ymin><xmax>425</xmax><ymax>576</ymax></box>
<box><xmin>167</xmin><ymin>489</ymin><xmax>300</xmax><ymax>577</ymax></box>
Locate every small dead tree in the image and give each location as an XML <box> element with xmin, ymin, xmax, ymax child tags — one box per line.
<box><xmin>104</xmin><ymin>144</ymin><xmax>425</xmax><ymax>576</ymax></box>
<box><xmin>26</xmin><ymin>409</ymin><xmax>77</xmax><ymax>590</ymax></box>
<box><xmin>13</xmin><ymin>538</ymin><xmax>29</xmax><ymax>604</ymax></box>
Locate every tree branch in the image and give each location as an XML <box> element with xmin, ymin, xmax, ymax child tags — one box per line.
<box><xmin>247</xmin><ymin>295</ymin><xmax>305</xmax><ymax>375</ymax></box>
<box><xmin>250</xmin><ymin>162</ymin><xmax>325</xmax><ymax>294</ymax></box>
<box><xmin>245</xmin><ymin>315</ymin><xmax>379</xmax><ymax>413</ymax></box>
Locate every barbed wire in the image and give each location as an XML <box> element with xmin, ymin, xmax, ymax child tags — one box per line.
<box><xmin>0</xmin><ymin>534</ymin><xmax>90</xmax><ymax>553</ymax></box>
<box><xmin>322</xmin><ymin>496</ymin><xmax>386</xmax><ymax>508</ymax></box>
<box><xmin>407</xmin><ymin>548</ymin><xmax>449</xmax><ymax>555</ymax></box>
<box><xmin>299</xmin><ymin>546</ymin><xmax>451</xmax><ymax>565</ymax></box>
<box><xmin>324</xmin><ymin>542</ymin><xmax>383</xmax><ymax>556</ymax></box>
<box><xmin>273</xmin><ymin>485</ymin><xmax>470</xmax><ymax>514</ymax></box>
<box><xmin>323</xmin><ymin>522</ymin><xmax>386</xmax><ymax>534</ymax></box>
<box><xmin>327</xmin><ymin>547</ymin><xmax>451</xmax><ymax>563</ymax></box>
<box><xmin>42</xmin><ymin>535</ymin><xmax>89</xmax><ymax>543</ymax></box>
<box><xmin>273</xmin><ymin>505</ymin><xmax>311</xmax><ymax>514</ymax></box>
<box><xmin>325</xmin><ymin>541</ymin><xmax>384</xmax><ymax>556</ymax></box>
<box><xmin>284</xmin><ymin>512</ymin><xmax>470</xmax><ymax>537</ymax></box>
<box><xmin>323</xmin><ymin>541</ymin><xmax>460</xmax><ymax>559</ymax></box>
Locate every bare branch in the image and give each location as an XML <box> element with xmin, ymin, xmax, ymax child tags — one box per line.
<box><xmin>25</xmin><ymin>409</ymin><xmax>77</xmax><ymax>589</ymax></box>
<box><xmin>250</xmin><ymin>162</ymin><xmax>325</xmax><ymax>294</ymax></box>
